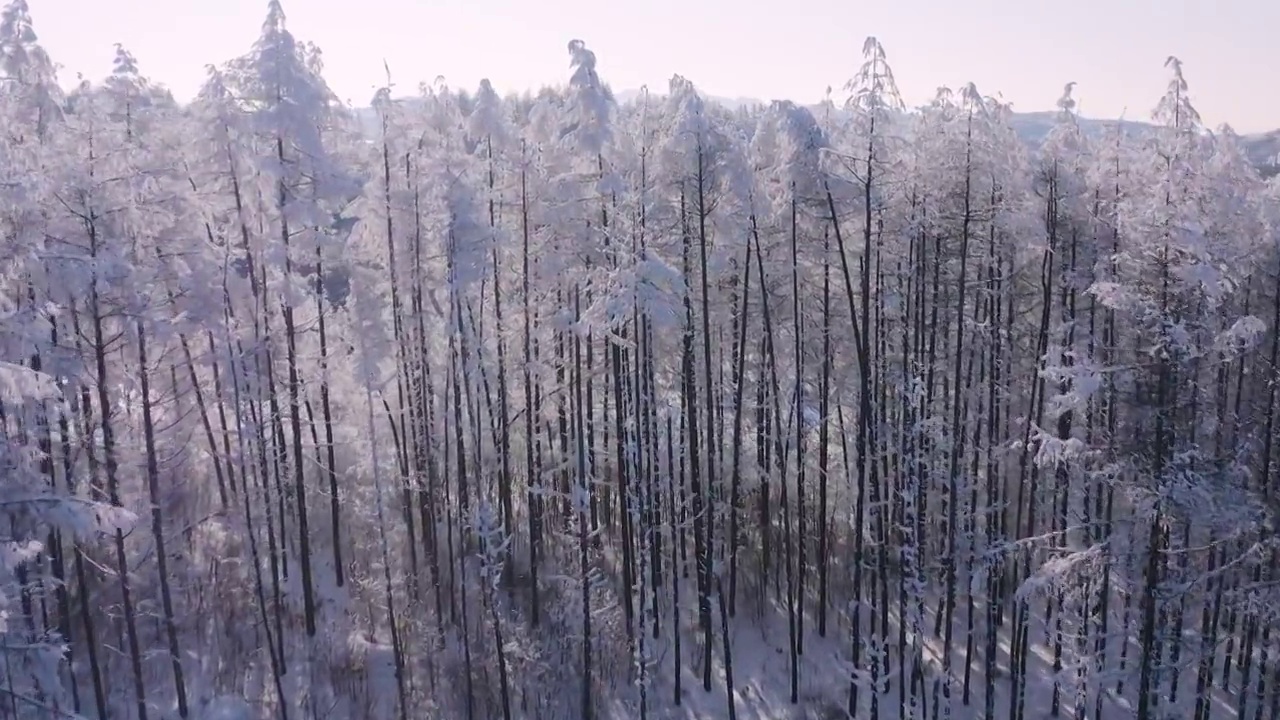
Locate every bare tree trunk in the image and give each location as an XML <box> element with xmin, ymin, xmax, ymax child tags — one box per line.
<box><xmin>136</xmin><ymin>319</ymin><xmax>190</xmax><ymax>717</ymax></box>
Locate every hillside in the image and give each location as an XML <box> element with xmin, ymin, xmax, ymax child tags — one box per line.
<box><xmin>8</xmin><ymin>5</ymin><xmax>1280</xmax><ymax>720</ymax></box>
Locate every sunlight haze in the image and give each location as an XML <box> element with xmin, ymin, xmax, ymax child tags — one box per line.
<box><xmin>29</xmin><ymin>0</ymin><xmax>1280</xmax><ymax>131</ymax></box>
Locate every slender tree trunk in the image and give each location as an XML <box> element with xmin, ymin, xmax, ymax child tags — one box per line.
<box><xmin>136</xmin><ymin>319</ymin><xmax>190</xmax><ymax>717</ymax></box>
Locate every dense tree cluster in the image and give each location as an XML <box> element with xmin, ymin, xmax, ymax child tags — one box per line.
<box><xmin>3</xmin><ymin>2</ymin><xmax>1280</xmax><ymax>719</ymax></box>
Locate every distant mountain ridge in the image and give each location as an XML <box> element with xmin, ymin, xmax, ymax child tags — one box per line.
<box><xmin>614</xmin><ymin>89</ymin><xmax>1280</xmax><ymax>177</ymax></box>
<box><xmin>357</xmin><ymin>90</ymin><xmax>1280</xmax><ymax>177</ymax></box>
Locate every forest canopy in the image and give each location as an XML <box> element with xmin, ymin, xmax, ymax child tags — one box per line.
<box><xmin>2</xmin><ymin>2</ymin><xmax>1280</xmax><ymax>720</ymax></box>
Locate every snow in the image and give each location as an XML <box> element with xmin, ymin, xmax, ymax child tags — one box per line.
<box><xmin>2</xmin><ymin>7</ymin><xmax>1278</xmax><ymax>720</ymax></box>
<box><xmin>201</xmin><ymin>696</ymin><xmax>253</xmax><ymax>720</ymax></box>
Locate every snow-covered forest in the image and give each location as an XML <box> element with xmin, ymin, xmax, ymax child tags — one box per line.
<box><xmin>4</xmin><ymin>1</ymin><xmax>1280</xmax><ymax>718</ymax></box>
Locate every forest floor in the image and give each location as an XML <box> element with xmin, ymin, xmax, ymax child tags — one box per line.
<box><xmin>614</xmin><ymin>597</ymin><xmax>1244</xmax><ymax>717</ymax></box>
<box><xmin>597</xmin><ymin>565</ymin><xmax>1245</xmax><ymax>720</ymax></box>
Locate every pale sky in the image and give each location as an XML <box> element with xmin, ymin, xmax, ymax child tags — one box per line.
<box><xmin>26</xmin><ymin>0</ymin><xmax>1280</xmax><ymax>133</ymax></box>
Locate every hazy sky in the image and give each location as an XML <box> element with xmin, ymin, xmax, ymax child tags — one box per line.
<box><xmin>26</xmin><ymin>0</ymin><xmax>1280</xmax><ymax>133</ymax></box>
